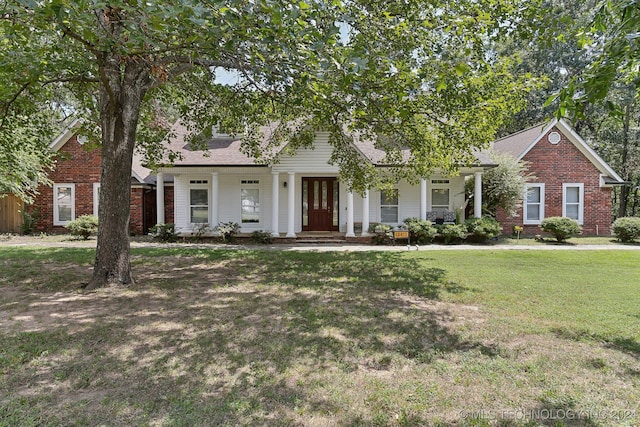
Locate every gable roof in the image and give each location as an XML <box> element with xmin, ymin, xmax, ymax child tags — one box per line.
<box><xmin>50</xmin><ymin>118</ymin><xmax>154</xmax><ymax>185</ymax></box>
<box><xmin>492</xmin><ymin>118</ymin><xmax>625</xmax><ymax>184</ymax></box>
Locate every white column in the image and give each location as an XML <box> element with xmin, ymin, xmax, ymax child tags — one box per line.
<box><xmin>271</xmin><ymin>171</ymin><xmax>280</xmax><ymax>237</ymax></box>
<box><xmin>211</xmin><ymin>172</ymin><xmax>219</xmax><ymax>226</ymax></box>
<box><xmin>156</xmin><ymin>172</ymin><xmax>165</xmax><ymax>224</ymax></box>
<box><xmin>346</xmin><ymin>190</ymin><xmax>355</xmax><ymax>237</ymax></box>
<box><xmin>286</xmin><ymin>172</ymin><xmax>296</xmax><ymax>238</ymax></box>
<box><xmin>474</xmin><ymin>171</ymin><xmax>482</xmax><ymax>218</ymax></box>
<box><xmin>361</xmin><ymin>189</ymin><xmax>370</xmax><ymax>236</ymax></box>
<box><xmin>420</xmin><ymin>178</ymin><xmax>427</xmax><ymax>221</ymax></box>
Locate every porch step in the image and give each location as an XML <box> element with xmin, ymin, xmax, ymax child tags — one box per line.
<box><xmin>295</xmin><ymin>232</ymin><xmax>346</xmax><ymax>244</ymax></box>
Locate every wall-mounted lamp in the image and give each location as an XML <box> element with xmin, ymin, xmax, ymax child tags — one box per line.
<box><xmin>283</xmin><ymin>181</ymin><xmax>288</xmax><ymax>188</ymax></box>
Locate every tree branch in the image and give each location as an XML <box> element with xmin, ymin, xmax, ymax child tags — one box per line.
<box><xmin>0</xmin><ymin>81</ymin><xmax>32</xmax><ymax>132</ymax></box>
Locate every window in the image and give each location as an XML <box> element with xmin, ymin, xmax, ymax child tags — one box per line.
<box><xmin>524</xmin><ymin>183</ymin><xmax>545</xmax><ymax>224</ymax></box>
<box><xmin>563</xmin><ymin>183</ymin><xmax>584</xmax><ymax>224</ymax></box>
<box><xmin>431</xmin><ymin>188</ymin><xmax>450</xmax><ymax>215</ymax></box>
<box><xmin>93</xmin><ymin>183</ymin><xmax>100</xmax><ymax>217</ymax></box>
<box><xmin>190</xmin><ymin>188</ymin><xmax>209</xmax><ymax>223</ymax></box>
<box><xmin>380</xmin><ymin>189</ymin><xmax>399</xmax><ymax>223</ymax></box>
<box><xmin>53</xmin><ymin>184</ymin><xmax>75</xmax><ymax>225</ymax></box>
<box><xmin>241</xmin><ymin>187</ymin><xmax>260</xmax><ymax>223</ymax></box>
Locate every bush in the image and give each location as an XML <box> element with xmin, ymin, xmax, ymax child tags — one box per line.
<box><xmin>612</xmin><ymin>217</ymin><xmax>640</xmax><ymax>242</ymax></box>
<box><xmin>368</xmin><ymin>222</ymin><xmax>393</xmax><ymax>245</ymax></box>
<box><xmin>65</xmin><ymin>215</ymin><xmax>99</xmax><ymax>240</ymax></box>
<box><xmin>465</xmin><ymin>216</ymin><xmax>502</xmax><ymax>243</ymax></box>
<box><xmin>149</xmin><ymin>223</ymin><xmax>178</xmax><ymax>242</ymax></box>
<box><xmin>250</xmin><ymin>230</ymin><xmax>274</xmax><ymax>244</ymax></box>
<box><xmin>403</xmin><ymin>217</ymin><xmax>437</xmax><ymax>244</ymax></box>
<box><xmin>21</xmin><ymin>208</ymin><xmax>39</xmax><ymax>235</ymax></box>
<box><xmin>438</xmin><ymin>223</ymin><xmax>467</xmax><ymax>244</ymax></box>
<box><xmin>540</xmin><ymin>217</ymin><xmax>582</xmax><ymax>242</ymax></box>
<box><xmin>215</xmin><ymin>221</ymin><xmax>240</xmax><ymax>242</ymax></box>
<box><xmin>190</xmin><ymin>223</ymin><xmax>210</xmax><ymax>240</ymax></box>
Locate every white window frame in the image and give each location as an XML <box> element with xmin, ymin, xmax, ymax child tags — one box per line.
<box><xmin>53</xmin><ymin>183</ymin><xmax>75</xmax><ymax>226</ymax></box>
<box><xmin>240</xmin><ymin>180</ymin><xmax>261</xmax><ymax>224</ymax></box>
<box><xmin>563</xmin><ymin>183</ymin><xmax>584</xmax><ymax>224</ymax></box>
<box><xmin>523</xmin><ymin>183</ymin><xmax>545</xmax><ymax>225</ymax></box>
<box><xmin>93</xmin><ymin>183</ymin><xmax>100</xmax><ymax>217</ymax></box>
<box><xmin>380</xmin><ymin>188</ymin><xmax>399</xmax><ymax>224</ymax></box>
<box><xmin>188</xmin><ymin>180</ymin><xmax>210</xmax><ymax>225</ymax></box>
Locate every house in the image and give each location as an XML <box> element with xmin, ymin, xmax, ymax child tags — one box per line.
<box><xmin>27</xmin><ymin>119</ymin><xmax>157</xmax><ymax>235</ymax></box>
<box><xmin>19</xmin><ymin>117</ymin><xmax>624</xmax><ymax>238</ymax></box>
<box><xmin>154</xmin><ymin>122</ymin><xmax>491</xmax><ymax>239</ymax></box>
<box><xmin>493</xmin><ymin>118</ymin><xmax>625</xmax><ymax>235</ymax></box>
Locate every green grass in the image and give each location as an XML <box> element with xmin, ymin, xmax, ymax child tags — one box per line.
<box><xmin>1</xmin><ymin>246</ymin><xmax>639</xmax><ymax>426</ymax></box>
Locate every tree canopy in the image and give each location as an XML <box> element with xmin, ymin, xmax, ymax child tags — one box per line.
<box><xmin>1</xmin><ymin>0</ymin><xmax>539</xmax><ymax>288</ymax></box>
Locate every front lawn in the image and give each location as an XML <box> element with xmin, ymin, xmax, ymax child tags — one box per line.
<box><xmin>1</xmin><ymin>246</ymin><xmax>638</xmax><ymax>426</ymax></box>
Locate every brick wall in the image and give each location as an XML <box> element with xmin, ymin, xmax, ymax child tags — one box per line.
<box><xmin>29</xmin><ymin>136</ymin><xmax>152</xmax><ymax>234</ymax></box>
<box><xmin>497</xmin><ymin>126</ymin><xmax>613</xmax><ymax>236</ymax></box>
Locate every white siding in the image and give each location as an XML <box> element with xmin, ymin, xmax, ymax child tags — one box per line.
<box><xmin>273</xmin><ymin>133</ymin><xmax>340</xmax><ymax>173</ymax></box>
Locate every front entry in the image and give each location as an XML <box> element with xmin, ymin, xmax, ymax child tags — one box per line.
<box><xmin>302</xmin><ymin>177</ymin><xmax>339</xmax><ymax>231</ymax></box>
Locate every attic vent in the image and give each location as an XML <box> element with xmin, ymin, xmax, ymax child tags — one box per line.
<box><xmin>241</xmin><ymin>180</ymin><xmax>260</xmax><ymax>185</ymax></box>
<box><xmin>190</xmin><ymin>180</ymin><xmax>209</xmax><ymax>185</ymax></box>
<box><xmin>431</xmin><ymin>179</ymin><xmax>450</xmax><ymax>184</ymax></box>
<box><xmin>548</xmin><ymin>132</ymin><xmax>561</xmax><ymax>145</ymax></box>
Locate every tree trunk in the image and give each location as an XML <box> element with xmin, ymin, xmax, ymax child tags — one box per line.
<box><xmin>617</xmin><ymin>103</ymin><xmax>632</xmax><ymax>218</ymax></box>
<box><xmin>86</xmin><ymin>58</ymin><xmax>151</xmax><ymax>290</ymax></box>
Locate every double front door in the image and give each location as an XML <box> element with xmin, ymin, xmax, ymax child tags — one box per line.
<box><xmin>302</xmin><ymin>177</ymin><xmax>339</xmax><ymax>231</ymax></box>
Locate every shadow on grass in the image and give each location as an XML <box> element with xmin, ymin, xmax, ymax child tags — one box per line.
<box><xmin>552</xmin><ymin>327</ymin><xmax>640</xmax><ymax>361</ymax></box>
<box><xmin>0</xmin><ymin>247</ymin><xmax>490</xmax><ymax>425</ymax></box>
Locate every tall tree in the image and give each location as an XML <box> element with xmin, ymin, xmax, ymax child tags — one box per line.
<box><xmin>1</xmin><ymin>0</ymin><xmax>536</xmax><ymax>289</ymax></box>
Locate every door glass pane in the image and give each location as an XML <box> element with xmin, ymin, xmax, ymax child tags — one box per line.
<box><xmin>303</xmin><ymin>180</ymin><xmax>308</xmax><ymax>227</ymax></box>
<box><xmin>313</xmin><ymin>181</ymin><xmax>319</xmax><ymax>210</ymax></box>
<box><xmin>322</xmin><ymin>181</ymin><xmax>328</xmax><ymax>209</ymax></box>
<box><xmin>333</xmin><ymin>180</ymin><xmax>339</xmax><ymax>226</ymax></box>
<box><xmin>566</xmin><ymin>187</ymin><xmax>579</xmax><ymax>203</ymax></box>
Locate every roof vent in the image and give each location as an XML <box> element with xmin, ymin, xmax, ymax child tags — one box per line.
<box><xmin>548</xmin><ymin>131</ymin><xmax>561</xmax><ymax>145</ymax></box>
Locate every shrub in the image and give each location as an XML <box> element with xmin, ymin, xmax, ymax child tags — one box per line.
<box><xmin>149</xmin><ymin>223</ymin><xmax>178</xmax><ymax>242</ymax></box>
<box><xmin>368</xmin><ymin>222</ymin><xmax>393</xmax><ymax>245</ymax></box>
<box><xmin>438</xmin><ymin>223</ymin><xmax>467</xmax><ymax>244</ymax></box>
<box><xmin>190</xmin><ymin>223</ymin><xmax>210</xmax><ymax>240</ymax></box>
<box><xmin>465</xmin><ymin>216</ymin><xmax>502</xmax><ymax>243</ymax></box>
<box><xmin>403</xmin><ymin>217</ymin><xmax>437</xmax><ymax>244</ymax></box>
<box><xmin>612</xmin><ymin>217</ymin><xmax>640</xmax><ymax>242</ymax></box>
<box><xmin>215</xmin><ymin>221</ymin><xmax>240</xmax><ymax>242</ymax></box>
<box><xmin>250</xmin><ymin>230</ymin><xmax>274</xmax><ymax>244</ymax></box>
<box><xmin>21</xmin><ymin>208</ymin><xmax>39</xmax><ymax>235</ymax></box>
<box><xmin>65</xmin><ymin>215</ymin><xmax>99</xmax><ymax>240</ymax></box>
<box><xmin>540</xmin><ymin>217</ymin><xmax>582</xmax><ymax>242</ymax></box>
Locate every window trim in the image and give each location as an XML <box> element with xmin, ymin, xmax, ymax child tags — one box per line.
<box><xmin>563</xmin><ymin>183</ymin><xmax>584</xmax><ymax>225</ymax></box>
<box><xmin>53</xmin><ymin>183</ymin><xmax>75</xmax><ymax>226</ymax></box>
<box><xmin>380</xmin><ymin>188</ymin><xmax>399</xmax><ymax>224</ymax></box>
<box><xmin>188</xmin><ymin>181</ymin><xmax>210</xmax><ymax>225</ymax></box>
<box><xmin>523</xmin><ymin>183</ymin><xmax>545</xmax><ymax>225</ymax></box>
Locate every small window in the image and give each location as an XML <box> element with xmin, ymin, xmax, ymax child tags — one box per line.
<box><xmin>241</xmin><ymin>188</ymin><xmax>260</xmax><ymax>223</ymax></box>
<box><xmin>380</xmin><ymin>189</ymin><xmax>399</xmax><ymax>223</ymax></box>
<box><xmin>524</xmin><ymin>183</ymin><xmax>545</xmax><ymax>224</ymax></box>
<box><xmin>241</xmin><ymin>180</ymin><xmax>260</xmax><ymax>185</ymax></box>
<box><xmin>190</xmin><ymin>188</ymin><xmax>209</xmax><ymax>223</ymax></box>
<box><xmin>189</xmin><ymin>179</ymin><xmax>209</xmax><ymax>185</ymax></box>
<box><xmin>54</xmin><ymin>184</ymin><xmax>75</xmax><ymax>225</ymax></box>
<box><xmin>563</xmin><ymin>183</ymin><xmax>584</xmax><ymax>224</ymax></box>
<box><xmin>431</xmin><ymin>188</ymin><xmax>450</xmax><ymax>215</ymax></box>
<box><xmin>431</xmin><ymin>179</ymin><xmax>450</xmax><ymax>184</ymax></box>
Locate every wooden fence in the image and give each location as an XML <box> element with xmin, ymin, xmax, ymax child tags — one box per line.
<box><xmin>0</xmin><ymin>194</ymin><xmax>24</xmax><ymax>233</ymax></box>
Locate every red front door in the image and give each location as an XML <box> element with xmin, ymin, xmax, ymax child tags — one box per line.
<box><xmin>303</xmin><ymin>177</ymin><xmax>339</xmax><ymax>231</ymax></box>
